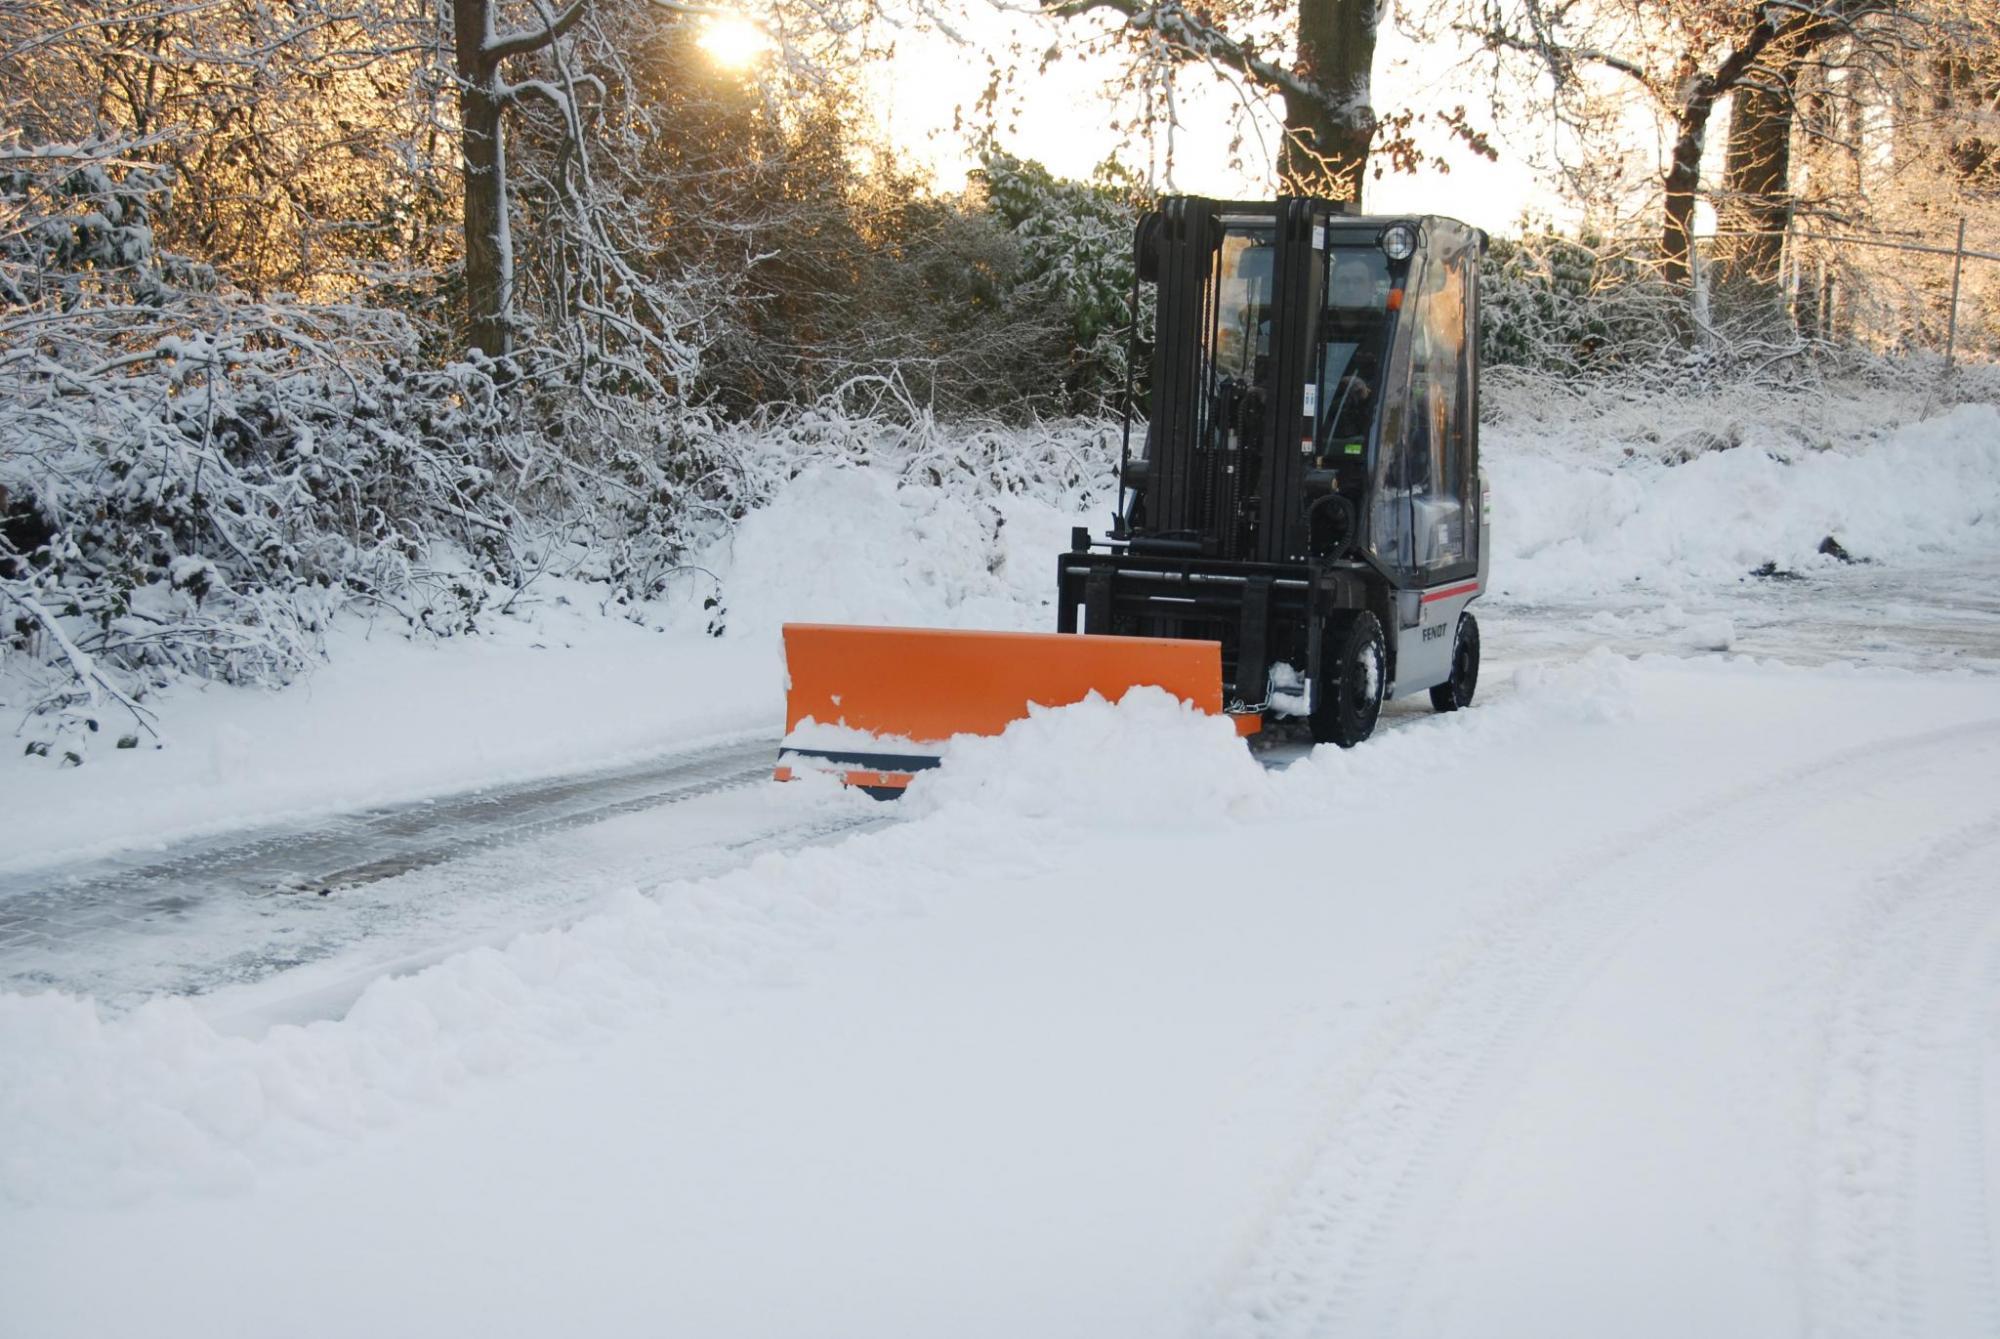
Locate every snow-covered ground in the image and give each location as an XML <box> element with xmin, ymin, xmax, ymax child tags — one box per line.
<box><xmin>2</xmin><ymin>393</ymin><xmax>1998</xmax><ymax>1337</ymax></box>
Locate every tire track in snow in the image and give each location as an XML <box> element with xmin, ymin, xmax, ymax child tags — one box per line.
<box><xmin>1201</xmin><ymin>718</ymin><xmax>2000</xmax><ymax>1339</ymax></box>
<box><xmin>0</xmin><ymin>736</ymin><xmax>891</xmax><ymax>1013</ymax></box>
<box><xmin>1970</xmin><ymin>938</ymin><xmax>2000</xmax><ymax>1328</ymax></box>
<box><xmin>1804</xmin><ymin>810</ymin><xmax>2000</xmax><ymax>1339</ymax></box>
<box><xmin>199</xmin><ymin>802</ymin><xmax>895</xmax><ymax>1031</ymax></box>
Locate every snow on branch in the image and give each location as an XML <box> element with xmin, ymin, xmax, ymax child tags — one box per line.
<box><xmin>0</xmin><ymin>581</ymin><xmax>160</xmax><ymax>742</ymax></box>
<box><xmin>486</xmin><ymin>0</ymin><xmax>594</xmax><ymax>65</ymax></box>
<box><xmin>1042</xmin><ymin>0</ymin><xmax>1339</xmax><ymax>113</ymax></box>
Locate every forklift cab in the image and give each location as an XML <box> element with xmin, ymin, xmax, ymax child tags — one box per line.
<box><xmin>1120</xmin><ymin>202</ymin><xmax>1485</xmax><ymax>590</ymax></box>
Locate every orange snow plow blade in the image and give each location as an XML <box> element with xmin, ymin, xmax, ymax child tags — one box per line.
<box><xmin>778</xmin><ymin>623</ymin><xmax>1251</xmax><ymax>796</ymax></box>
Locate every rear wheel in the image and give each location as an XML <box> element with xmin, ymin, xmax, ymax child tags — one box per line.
<box><xmin>1429</xmin><ymin>611</ymin><xmax>1480</xmax><ymax>713</ymax></box>
<box><xmin>1310</xmin><ymin>611</ymin><xmax>1386</xmax><ymax>748</ymax></box>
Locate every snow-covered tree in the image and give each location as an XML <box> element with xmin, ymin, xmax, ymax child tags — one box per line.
<box><xmin>1449</xmin><ymin>0</ymin><xmax>1918</xmax><ymax>296</ymax></box>
<box><xmin>976</xmin><ymin>153</ymin><xmax>1147</xmax><ymax>410</ymax></box>
<box><xmin>1030</xmin><ymin>0</ymin><xmax>1492</xmax><ymax>201</ymax></box>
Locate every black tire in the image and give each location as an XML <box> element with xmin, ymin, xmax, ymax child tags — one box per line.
<box><xmin>1429</xmin><ymin>611</ymin><xmax>1480</xmax><ymax>713</ymax></box>
<box><xmin>1310</xmin><ymin>610</ymin><xmax>1386</xmax><ymax>748</ymax></box>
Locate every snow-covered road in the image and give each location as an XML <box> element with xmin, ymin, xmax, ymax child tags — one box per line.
<box><xmin>5</xmin><ymin>631</ymin><xmax>1999</xmax><ymax>1336</ymax></box>
<box><xmin>0</xmin><ymin>734</ymin><xmax>891</xmax><ymax>1020</ymax></box>
<box><xmin>6</xmin><ymin>555</ymin><xmax>1992</xmax><ymax>1020</ymax></box>
<box><xmin>4</xmin><ymin>405</ymin><xmax>1999</xmax><ymax>1337</ymax></box>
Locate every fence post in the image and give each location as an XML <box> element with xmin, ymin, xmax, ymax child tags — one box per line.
<box><xmin>1922</xmin><ymin>217</ymin><xmax>1970</xmax><ymax>421</ymax></box>
<box><xmin>1943</xmin><ymin>216</ymin><xmax>1968</xmax><ymax>372</ymax></box>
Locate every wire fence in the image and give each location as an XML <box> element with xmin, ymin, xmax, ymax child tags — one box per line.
<box><xmin>1694</xmin><ymin>217</ymin><xmax>2000</xmax><ymax>371</ymax></box>
<box><xmin>1483</xmin><ymin>215</ymin><xmax>1999</xmax><ymax>405</ymax></box>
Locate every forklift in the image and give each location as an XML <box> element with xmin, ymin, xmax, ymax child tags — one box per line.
<box><xmin>778</xmin><ymin>197</ymin><xmax>1490</xmax><ymax>793</ymax></box>
<box><xmin>1061</xmin><ymin>196</ymin><xmax>1489</xmax><ymax>746</ymax></box>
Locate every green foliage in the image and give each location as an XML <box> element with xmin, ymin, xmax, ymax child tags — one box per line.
<box><xmin>974</xmin><ymin>154</ymin><xmax>1149</xmax><ymax>412</ymax></box>
<box><xmin>0</xmin><ymin>158</ymin><xmax>213</xmax><ymax>309</ymax></box>
<box><xmin>654</xmin><ymin>120</ymin><xmax>1149</xmax><ymax>419</ymax></box>
<box><xmin>1480</xmin><ymin>222</ymin><xmax>1678</xmax><ymax>372</ymax></box>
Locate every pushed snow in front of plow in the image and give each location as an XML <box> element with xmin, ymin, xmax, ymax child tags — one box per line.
<box><xmin>776</xmin><ymin>622</ymin><xmax>1252</xmax><ymax>797</ymax></box>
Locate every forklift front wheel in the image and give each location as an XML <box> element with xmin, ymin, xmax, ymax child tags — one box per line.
<box><xmin>1311</xmin><ymin>611</ymin><xmax>1386</xmax><ymax>748</ymax></box>
<box><xmin>1429</xmin><ymin>611</ymin><xmax>1481</xmax><ymax>713</ymax></box>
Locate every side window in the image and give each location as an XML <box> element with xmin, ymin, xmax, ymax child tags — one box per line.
<box><xmin>1367</xmin><ymin>257</ymin><xmax>1420</xmax><ymax>574</ymax></box>
<box><xmin>1408</xmin><ymin>252</ymin><xmax>1468</xmax><ymax>574</ymax></box>
<box><xmin>1366</xmin><ymin>245</ymin><xmax>1472</xmax><ymax>579</ymax></box>
<box><xmin>1455</xmin><ymin>248</ymin><xmax>1479</xmax><ymax>557</ymax></box>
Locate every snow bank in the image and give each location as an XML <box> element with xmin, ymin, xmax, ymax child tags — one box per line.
<box><xmin>1489</xmin><ymin>401</ymin><xmax>2000</xmax><ymax>601</ymax></box>
<box><xmin>0</xmin><ymin>590</ymin><xmax>781</xmax><ymax>876</ymax></box>
<box><xmin>0</xmin><ymin>653</ymin><xmax>1642</xmax><ymax>1209</ymax></box>
<box><xmin>713</xmin><ymin>464</ymin><xmax>1094</xmax><ymax>635</ymax></box>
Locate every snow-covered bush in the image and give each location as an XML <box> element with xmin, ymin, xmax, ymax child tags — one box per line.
<box><xmin>977</xmin><ymin>154</ymin><xmax>1151</xmax><ymax>413</ymax></box>
<box><xmin>0</xmin><ymin>147</ymin><xmax>719</xmax><ymax>757</ymax></box>
<box><xmin>1481</xmin><ymin>227</ymin><xmax>1681</xmax><ymax>373</ymax></box>
<box><xmin>711</xmin><ymin>372</ymin><xmax>1119</xmax><ymax>511</ymax></box>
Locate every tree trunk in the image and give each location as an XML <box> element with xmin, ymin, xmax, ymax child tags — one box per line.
<box><xmin>1792</xmin><ymin>60</ymin><xmax>1847</xmax><ymax>340</ymax></box>
<box><xmin>1660</xmin><ymin>10</ymin><xmax>1790</xmax><ymax>296</ymax></box>
<box><xmin>1283</xmin><ymin>0</ymin><xmax>1375</xmax><ymax>204</ymax></box>
<box><xmin>1661</xmin><ymin>93</ymin><xmax>1715</xmax><ymax>290</ymax></box>
<box><xmin>1937</xmin><ymin>51</ymin><xmax>2000</xmax><ymax>187</ymax></box>
<box><xmin>454</xmin><ymin>0</ymin><xmax>510</xmax><ymax>361</ymax></box>
<box><xmin>1717</xmin><ymin>67</ymin><xmax>1794</xmax><ymax>292</ymax></box>
<box><xmin>459</xmin><ymin>85</ymin><xmax>511</xmax><ymax>360</ymax></box>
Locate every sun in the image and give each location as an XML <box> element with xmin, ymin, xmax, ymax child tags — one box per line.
<box><xmin>696</xmin><ymin>15</ymin><xmax>771</xmax><ymax>71</ymax></box>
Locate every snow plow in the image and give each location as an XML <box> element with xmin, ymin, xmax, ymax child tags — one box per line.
<box><xmin>779</xmin><ymin>197</ymin><xmax>1490</xmax><ymax>795</ymax></box>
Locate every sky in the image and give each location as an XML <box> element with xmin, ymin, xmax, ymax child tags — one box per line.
<box><xmin>863</xmin><ymin>7</ymin><xmax>1573</xmax><ymax>237</ymax></box>
<box><xmin>853</xmin><ymin>3</ymin><xmax>1725</xmax><ymax>242</ymax></box>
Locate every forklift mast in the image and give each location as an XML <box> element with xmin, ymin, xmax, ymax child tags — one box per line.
<box><xmin>1139</xmin><ymin>197</ymin><xmax>1322</xmax><ymax>563</ymax></box>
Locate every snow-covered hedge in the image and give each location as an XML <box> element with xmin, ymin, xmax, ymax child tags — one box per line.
<box><xmin>0</xmin><ymin>153</ymin><xmax>725</xmax><ymax>758</ymax></box>
<box><xmin>1481</xmin><ymin>228</ymin><xmax>1682</xmax><ymax>372</ymax></box>
<box><xmin>0</xmin><ymin>160</ymin><xmax>1117</xmax><ymax>762</ymax></box>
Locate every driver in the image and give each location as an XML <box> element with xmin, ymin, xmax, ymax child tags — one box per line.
<box><xmin>1320</xmin><ymin>254</ymin><xmax>1384</xmax><ymax>437</ymax></box>
<box><xmin>1329</xmin><ymin>255</ymin><xmax>1380</xmax><ymax>313</ymax></box>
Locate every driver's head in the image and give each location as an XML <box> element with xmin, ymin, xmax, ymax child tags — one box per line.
<box><xmin>1330</xmin><ymin>257</ymin><xmax>1378</xmax><ymax>310</ymax></box>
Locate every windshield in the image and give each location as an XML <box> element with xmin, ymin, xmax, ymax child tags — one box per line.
<box><xmin>1214</xmin><ymin>227</ymin><xmax>1275</xmax><ymax>385</ymax></box>
<box><xmin>1318</xmin><ymin>247</ymin><xmax>1394</xmax><ymax>450</ymax></box>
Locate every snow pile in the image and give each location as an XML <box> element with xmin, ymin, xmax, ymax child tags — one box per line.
<box><xmin>702</xmin><ymin>403</ymin><xmax>1115</xmax><ymax>637</ymax></box>
<box><xmin>904</xmin><ymin>687</ymin><xmax>1270</xmax><ymax>824</ymax></box>
<box><xmin>717</xmin><ymin>465</ymin><xmax>1090</xmax><ymax>635</ymax></box>
<box><xmin>1487</xmin><ymin>401</ymin><xmax>2000</xmax><ymax>600</ymax></box>
<box><xmin>917</xmin><ymin>650</ymin><xmax>1645</xmax><ymax>828</ymax></box>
